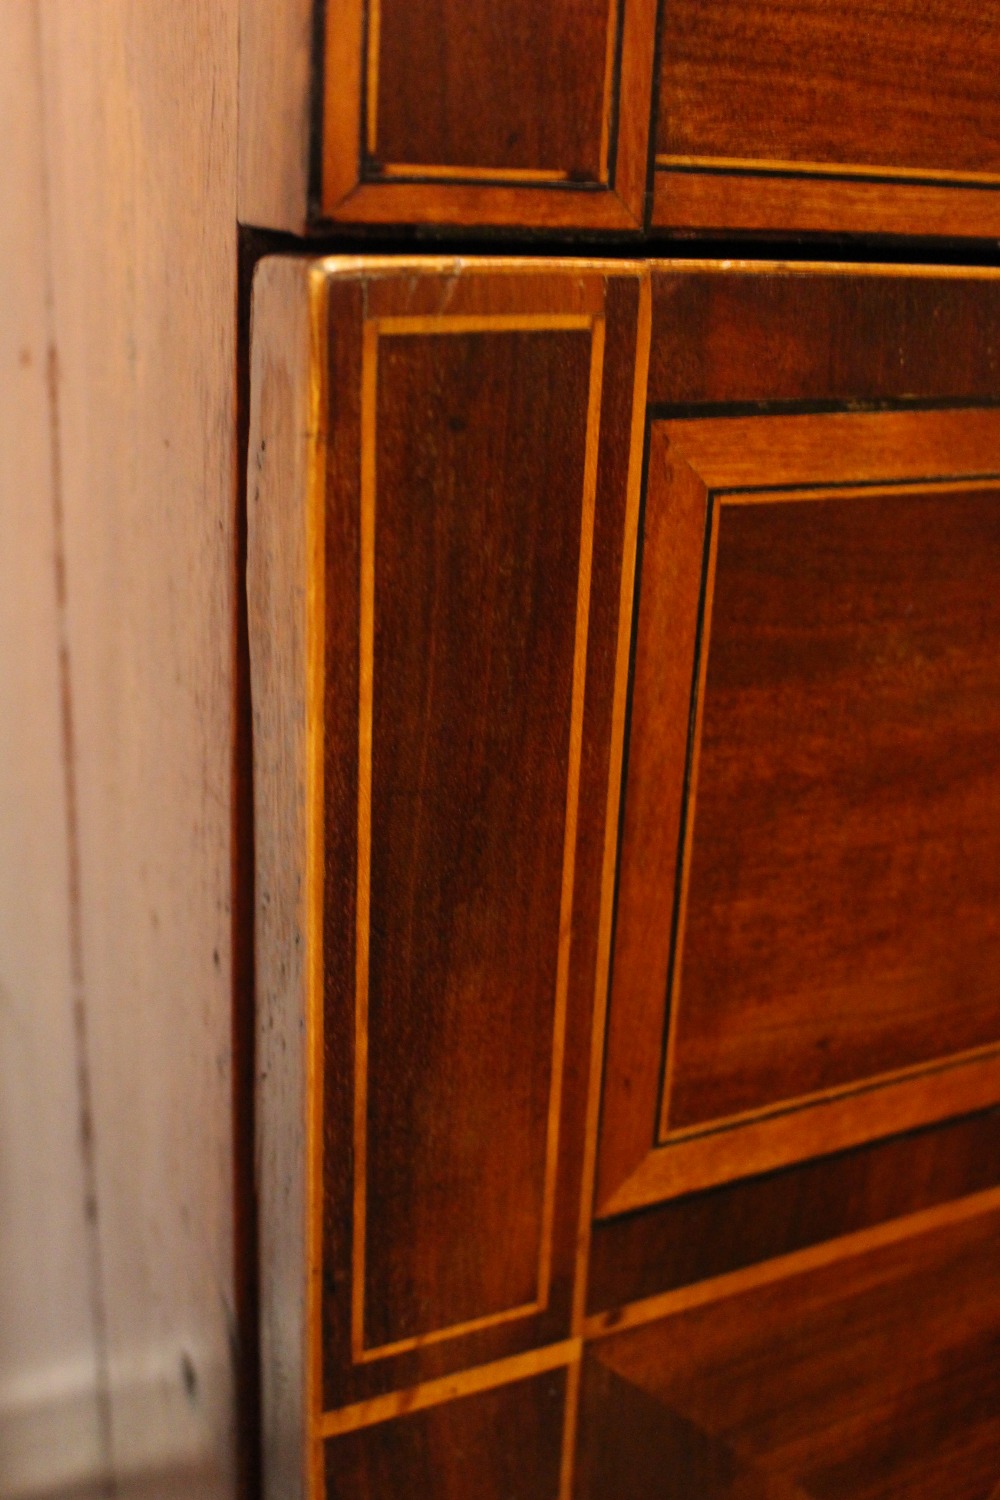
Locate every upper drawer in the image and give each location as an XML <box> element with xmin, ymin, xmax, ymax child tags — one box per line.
<box><xmin>239</xmin><ymin>0</ymin><xmax>657</xmax><ymax>231</ymax></box>
<box><xmin>240</xmin><ymin>0</ymin><xmax>1000</xmax><ymax>238</ymax></box>
<box><xmin>653</xmin><ymin>0</ymin><xmax>1000</xmax><ymax>237</ymax></box>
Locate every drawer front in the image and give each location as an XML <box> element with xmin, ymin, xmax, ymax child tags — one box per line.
<box><xmin>241</xmin><ymin>1</ymin><xmax>1000</xmax><ymax>236</ymax></box>
<box><xmin>653</xmin><ymin>0</ymin><xmax>1000</xmax><ymax>237</ymax></box>
<box><xmin>249</xmin><ymin>258</ymin><xmax>1000</xmax><ymax>1499</ymax></box>
<box><xmin>320</xmin><ymin>0</ymin><xmax>655</xmax><ymax>227</ymax></box>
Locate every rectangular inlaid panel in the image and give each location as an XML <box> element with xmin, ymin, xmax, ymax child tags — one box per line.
<box><xmin>325</xmin><ymin>1370</ymin><xmax>566</xmax><ymax>1500</ymax></box>
<box><xmin>309</xmin><ymin>265</ymin><xmax>649</xmax><ymax>1413</ymax></box>
<box><xmin>598</xmin><ymin>408</ymin><xmax>1000</xmax><ymax>1218</ymax></box>
<box><xmin>576</xmin><ymin>1205</ymin><xmax>1000</xmax><ymax>1499</ymax></box>
<box><xmin>654</xmin><ymin>2</ymin><xmax>1000</xmax><ymax>235</ymax></box>
<box><xmin>372</xmin><ymin>0</ymin><xmax>614</xmax><ymax>180</ymax></box>
<box><xmin>320</xmin><ymin>0</ymin><xmax>656</xmax><ymax>225</ymax></box>
<box><xmin>667</xmin><ymin>485</ymin><xmax>1000</xmax><ymax>1134</ymax></box>
<box><xmin>358</xmin><ymin>323</ymin><xmax>594</xmax><ymax>1353</ymax></box>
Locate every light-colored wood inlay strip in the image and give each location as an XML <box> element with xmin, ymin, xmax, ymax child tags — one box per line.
<box><xmin>720</xmin><ymin>476</ymin><xmax>1000</xmax><ymax>507</ymax></box>
<box><xmin>570</xmin><ymin>275</ymin><xmax>652</xmax><ymax>1331</ymax></box>
<box><xmin>662</xmin><ymin>1039</ymin><xmax>1000</xmax><ymax>1145</ymax></box>
<box><xmin>350</xmin><ymin>318</ymin><xmax>379</xmax><ymax>1364</ymax></box>
<box><xmin>603</xmin><ymin>1050</ymin><xmax>1000</xmax><ymax>1217</ymax></box>
<box><xmin>585</xmin><ymin>1185</ymin><xmax>1000</xmax><ymax>1340</ymax></box>
<box><xmin>657</xmin><ymin>500</ymin><xmax>720</xmax><ymax>1141</ymax></box>
<box><xmin>353</xmin><ymin>1300</ymin><xmax>542</xmax><ymax>1366</ymax></box>
<box><xmin>306</xmin><ymin>268</ymin><xmax>332</xmax><ymax>1500</ymax></box>
<box><xmin>656</xmin><ymin>153</ymin><xmax>1000</xmax><ymax>188</ymax></box>
<box><xmin>539</xmin><ymin>316</ymin><xmax>606</xmax><ymax>1305</ymax></box>
<box><xmin>318</xmin><ymin>1339</ymin><xmax>580</xmax><ymax>1440</ymax></box>
<box><xmin>365</xmin><ymin>1</ymin><xmax>618</xmax><ymax>184</ymax></box>
<box><xmin>376</xmin><ymin>313</ymin><xmax>595</xmax><ymax>336</ymax></box>
<box><xmin>378</xmin><ymin>164</ymin><xmax>572</xmax><ymax>183</ymax></box>
<box><xmin>365</xmin><ymin>0</ymin><xmax>381</xmax><ymax>157</ymax></box>
<box><xmin>557</xmin><ymin>1351</ymin><xmax>583</xmax><ymax>1500</ymax></box>
<box><xmin>351</xmin><ymin>310</ymin><xmax>603</xmax><ymax>1362</ymax></box>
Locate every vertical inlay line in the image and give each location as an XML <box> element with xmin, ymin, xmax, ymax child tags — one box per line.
<box><xmin>348</xmin><ymin>310</ymin><xmax>604</xmax><ymax>1365</ymax></box>
<box><xmin>559</xmin><ymin>273</ymin><xmax>652</xmax><ymax>1500</ymax></box>
<box><xmin>306</xmin><ymin>268</ymin><xmax>332</xmax><ymax>1500</ymax></box>
<box><xmin>365</xmin><ymin>0</ymin><xmax>381</xmax><ymax>157</ymax></box>
<box><xmin>351</xmin><ymin>317</ymin><xmax>379</xmax><ymax>1362</ymax></box>
<box><xmin>538</xmin><ymin>315</ymin><xmax>605</xmax><ymax>1305</ymax></box>
<box><xmin>657</xmin><ymin>497</ymin><xmax>721</xmax><ymax>1141</ymax></box>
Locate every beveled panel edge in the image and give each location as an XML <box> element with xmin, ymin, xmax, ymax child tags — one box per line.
<box><xmin>607</xmin><ymin>1052</ymin><xmax>1000</xmax><ymax>1218</ymax></box>
<box><xmin>595</xmin><ymin>409</ymin><xmax>1000</xmax><ymax>1220</ymax></box>
<box><xmin>557</xmin><ymin>273</ymin><xmax>653</xmax><ymax>1500</ymax></box>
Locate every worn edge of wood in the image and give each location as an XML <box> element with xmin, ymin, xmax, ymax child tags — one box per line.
<box><xmin>238</xmin><ymin>0</ymin><xmax>314</xmax><ymax>230</ymax></box>
<box><xmin>248</xmin><ymin>254</ymin><xmax>324</xmax><ymax>1500</ymax></box>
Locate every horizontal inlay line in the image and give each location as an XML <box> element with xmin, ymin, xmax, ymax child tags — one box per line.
<box><xmin>662</xmin><ymin>1040</ymin><xmax>1000</xmax><ymax>1145</ymax></box>
<box><xmin>317</xmin><ymin>1339</ymin><xmax>580</xmax><ymax>1438</ymax></box>
<box><xmin>352</xmin><ymin>1302</ymin><xmax>543</xmax><ymax>1365</ymax></box>
<box><xmin>718</xmin><ymin>474</ymin><xmax>1000</xmax><ymax>502</ymax></box>
<box><xmin>375</xmin><ymin>314</ymin><xmax>596</xmax><ymax>335</ymax></box>
<box><xmin>585</xmin><ymin>1184</ymin><xmax>1000</xmax><ymax>1340</ymax></box>
<box><xmin>656</xmin><ymin>153</ymin><xmax>1000</xmax><ymax>190</ymax></box>
<box><xmin>374</xmin><ymin>164</ymin><xmax>574</xmax><ymax>183</ymax></box>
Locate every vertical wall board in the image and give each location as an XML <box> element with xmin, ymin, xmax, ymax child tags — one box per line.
<box><xmin>0</xmin><ymin>4</ymin><xmax>104</xmax><ymax>1492</ymax></box>
<box><xmin>35</xmin><ymin>4</ymin><xmax>241</xmax><ymax>1490</ymax></box>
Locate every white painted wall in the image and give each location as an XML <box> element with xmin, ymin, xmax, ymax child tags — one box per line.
<box><xmin>0</xmin><ymin>9</ymin><xmax>104</xmax><ymax>1494</ymax></box>
<box><xmin>0</xmin><ymin>5</ymin><xmax>241</xmax><ymax>1494</ymax></box>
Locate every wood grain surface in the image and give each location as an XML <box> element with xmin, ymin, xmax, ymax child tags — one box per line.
<box><xmin>659</xmin><ymin>0</ymin><xmax>1000</xmax><ymax>173</ymax></box>
<box><xmin>654</xmin><ymin>0</ymin><xmax>1000</xmax><ymax>237</ymax></box>
<box><xmin>599</xmin><ymin>404</ymin><xmax>1000</xmax><ymax>1216</ymax></box>
<box><xmin>325</xmin><ymin>1370</ymin><xmax>566</xmax><ymax>1499</ymax></box>
<box><xmin>668</xmin><ymin>483</ymin><xmax>1000</xmax><ymax>1131</ymax></box>
<box><xmin>318</xmin><ymin>0</ymin><xmax>655</xmax><ymax>225</ymax></box>
<box><xmin>251</xmin><ymin>260</ymin><xmax>1000</xmax><ymax>1500</ymax></box>
<box><xmin>577</xmin><ymin>1205</ymin><xmax>1000</xmax><ymax>1499</ymax></box>
<box><xmin>587</xmin><ymin>1108</ymin><xmax>1000</xmax><ymax>1316</ymax></box>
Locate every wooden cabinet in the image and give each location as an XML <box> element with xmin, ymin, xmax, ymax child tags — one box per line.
<box><xmin>249</xmin><ymin>257</ymin><xmax>1000</xmax><ymax>1499</ymax></box>
<box><xmin>240</xmin><ymin>0</ymin><xmax>1000</xmax><ymax>236</ymax></box>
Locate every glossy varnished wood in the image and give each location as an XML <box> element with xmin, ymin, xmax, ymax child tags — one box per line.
<box><xmin>250</xmin><ymin>257</ymin><xmax>650</xmax><ymax>1497</ymax></box>
<box><xmin>325</xmin><ymin>1370</ymin><xmax>566</xmax><ymax>1500</ymax></box>
<box><xmin>669</xmin><ymin>483</ymin><xmax>1000</xmax><ymax>1132</ymax></box>
<box><xmin>654</xmin><ymin>0</ymin><xmax>1000</xmax><ymax>237</ymax></box>
<box><xmin>358</xmin><ymin>318</ymin><xmax>597</xmax><ymax>1354</ymax></box>
<box><xmin>587</xmin><ymin>1109</ymin><xmax>1000</xmax><ymax>1316</ymax></box>
<box><xmin>599</xmin><ymin>405</ymin><xmax>1000</xmax><ymax>1216</ymax></box>
<box><xmin>577</xmin><ymin>1205</ymin><xmax>1000</xmax><ymax>1499</ymax></box>
<box><xmin>319</xmin><ymin>0</ymin><xmax>656</xmax><ymax>227</ymax></box>
<box><xmin>252</xmin><ymin>261</ymin><xmax>1000</xmax><ymax>1500</ymax></box>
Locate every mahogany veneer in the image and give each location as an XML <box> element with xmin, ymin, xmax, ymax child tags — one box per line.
<box><xmin>249</xmin><ymin>259</ymin><xmax>1000</xmax><ymax>1500</ymax></box>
